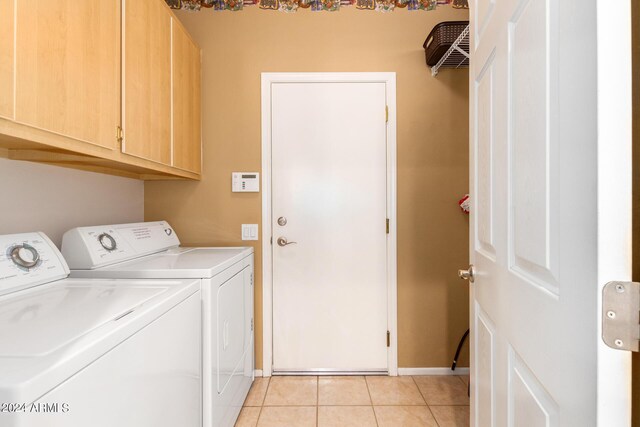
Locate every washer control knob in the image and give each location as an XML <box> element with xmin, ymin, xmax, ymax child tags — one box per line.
<box><xmin>10</xmin><ymin>244</ymin><xmax>40</xmax><ymax>269</ymax></box>
<box><xmin>98</xmin><ymin>233</ymin><xmax>117</xmax><ymax>251</ymax></box>
<box><xmin>165</xmin><ymin>228</ymin><xmax>173</xmax><ymax>236</ymax></box>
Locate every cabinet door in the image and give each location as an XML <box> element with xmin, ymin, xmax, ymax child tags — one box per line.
<box><xmin>172</xmin><ymin>20</ymin><xmax>202</xmax><ymax>174</ymax></box>
<box><xmin>123</xmin><ymin>0</ymin><xmax>172</xmax><ymax>165</ymax></box>
<box><xmin>15</xmin><ymin>0</ymin><xmax>120</xmax><ymax>150</ymax></box>
<box><xmin>0</xmin><ymin>0</ymin><xmax>13</xmax><ymax>120</ymax></box>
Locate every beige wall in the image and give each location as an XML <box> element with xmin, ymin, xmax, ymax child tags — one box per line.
<box><xmin>145</xmin><ymin>6</ymin><xmax>470</xmax><ymax>369</ymax></box>
<box><xmin>0</xmin><ymin>157</ymin><xmax>143</xmax><ymax>247</ymax></box>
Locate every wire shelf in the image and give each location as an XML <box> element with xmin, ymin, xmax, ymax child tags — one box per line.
<box><xmin>430</xmin><ymin>24</ymin><xmax>470</xmax><ymax>77</ymax></box>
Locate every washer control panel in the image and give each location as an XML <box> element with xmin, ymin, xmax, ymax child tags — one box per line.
<box><xmin>0</xmin><ymin>232</ymin><xmax>69</xmax><ymax>296</ymax></box>
<box><xmin>62</xmin><ymin>221</ymin><xmax>181</xmax><ymax>269</ymax></box>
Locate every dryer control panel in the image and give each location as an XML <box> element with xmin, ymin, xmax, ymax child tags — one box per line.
<box><xmin>0</xmin><ymin>232</ymin><xmax>69</xmax><ymax>296</ymax></box>
<box><xmin>62</xmin><ymin>221</ymin><xmax>180</xmax><ymax>270</ymax></box>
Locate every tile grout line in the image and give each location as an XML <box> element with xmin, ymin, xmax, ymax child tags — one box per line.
<box><xmin>411</xmin><ymin>376</ymin><xmax>442</xmax><ymax>427</ymax></box>
<box><xmin>255</xmin><ymin>405</ymin><xmax>264</xmax><ymax>427</ymax></box>
<box><xmin>255</xmin><ymin>377</ymin><xmax>270</xmax><ymax>427</ymax></box>
<box><xmin>429</xmin><ymin>404</ymin><xmax>471</xmax><ymax>406</ymax></box>
<box><xmin>261</xmin><ymin>377</ymin><xmax>271</xmax><ymax>406</ymax></box>
<box><xmin>363</xmin><ymin>376</ymin><xmax>380</xmax><ymax>427</ymax></box>
<box><xmin>411</xmin><ymin>376</ymin><xmax>428</xmax><ymax>405</ymax></box>
<box><xmin>364</xmin><ymin>376</ymin><xmax>374</xmax><ymax>406</ymax></box>
<box><xmin>428</xmin><ymin>405</ymin><xmax>442</xmax><ymax>427</ymax></box>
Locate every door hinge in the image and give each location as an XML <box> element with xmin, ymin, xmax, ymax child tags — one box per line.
<box><xmin>116</xmin><ymin>126</ymin><xmax>124</xmax><ymax>146</ymax></box>
<box><xmin>386</xmin><ymin>218</ymin><xmax>390</xmax><ymax>234</ymax></box>
<box><xmin>602</xmin><ymin>281</ymin><xmax>640</xmax><ymax>352</ymax></box>
<box><xmin>385</xmin><ymin>105</ymin><xmax>389</xmax><ymax>123</ymax></box>
<box><xmin>251</xmin><ymin>318</ymin><xmax>254</xmax><ymax>331</ymax></box>
<box><xmin>386</xmin><ymin>330</ymin><xmax>390</xmax><ymax>347</ymax></box>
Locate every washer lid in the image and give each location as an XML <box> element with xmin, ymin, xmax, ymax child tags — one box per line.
<box><xmin>69</xmin><ymin>247</ymin><xmax>254</xmax><ymax>279</ymax></box>
<box><xmin>0</xmin><ymin>282</ymin><xmax>166</xmax><ymax>357</ymax></box>
<box><xmin>0</xmin><ymin>277</ymin><xmax>200</xmax><ymax>403</ymax></box>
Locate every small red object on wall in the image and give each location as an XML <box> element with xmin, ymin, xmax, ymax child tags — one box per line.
<box><xmin>458</xmin><ymin>194</ymin><xmax>470</xmax><ymax>214</ymax></box>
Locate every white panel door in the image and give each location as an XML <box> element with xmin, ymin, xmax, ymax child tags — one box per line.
<box><xmin>271</xmin><ymin>81</ymin><xmax>388</xmax><ymax>373</ymax></box>
<box><xmin>469</xmin><ymin>0</ymin><xmax>632</xmax><ymax>426</ymax></box>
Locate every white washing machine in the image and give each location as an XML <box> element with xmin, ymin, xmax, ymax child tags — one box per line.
<box><xmin>61</xmin><ymin>221</ymin><xmax>254</xmax><ymax>427</ymax></box>
<box><xmin>0</xmin><ymin>232</ymin><xmax>201</xmax><ymax>427</ymax></box>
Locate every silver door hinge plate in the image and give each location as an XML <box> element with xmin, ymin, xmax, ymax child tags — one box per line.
<box><xmin>602</xmin><ymin>281</ymin><xmax>640</xmax><ymax>352</ymax></box>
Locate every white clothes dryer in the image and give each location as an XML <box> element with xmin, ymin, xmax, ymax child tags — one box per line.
<box><xmin>62</xmin><ymin>221</ymin><xmax>254</xmax><ymax>427</ymax></box>
<box><xmin>0</xmin><ymin>232</ymin><xmax>201</xmax><ymax>427</ymax></box>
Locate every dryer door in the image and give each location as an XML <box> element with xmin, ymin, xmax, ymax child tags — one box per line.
<box><xmin>217</xmin><ymin>266</ymin><xmax>250</xmax><ymax>394</ymax></box>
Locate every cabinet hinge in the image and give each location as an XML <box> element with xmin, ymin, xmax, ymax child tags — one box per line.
<box><xmin>602</xmin><ymin>281</ymin><xmax>640</xmax><ymax>352</ymax></box>
<box><xmin>386</xmin><ymin>218</ymin><xmax>390</xmax><ymax>234</ymax></box>
<box><xmin>116</xmin><ymin>126</ymin><xmax>124</xmax><ymax>146</ymax></box>
<box><xmin>386</xmin><ymin>330</ymin><xmax>390</xmax><ymax>347</ymax></box>
<box><xmin>385</xmin><ymin>105</ymin><xmax>389</xmax><ymax>123</ymax></box>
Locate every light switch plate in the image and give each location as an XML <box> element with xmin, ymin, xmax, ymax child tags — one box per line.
<box><xmin>241</xmin><ymin>224</ymin><xmax>258</xmax><ymax>241</ymax></box>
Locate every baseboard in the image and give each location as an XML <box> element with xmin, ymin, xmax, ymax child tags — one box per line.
<box><xmin>397</xmin><ymin>367</ymin><xmax>469</xmax><ymax>376</ymax></box>
<box><xmin>255</xmin><ymin>369</ymin><xmax>264</xmax><ymax>377</ymax></box>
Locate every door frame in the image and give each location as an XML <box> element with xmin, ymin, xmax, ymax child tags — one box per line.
<box><xmin>260</xmin><ymin>72</ymin><xmax>398</xmax><ymax>377</ymax></box>
<box><xmin>595</xmin><ymin>0</ymin><xmax>633</xmax><ymax>423</ymax></box>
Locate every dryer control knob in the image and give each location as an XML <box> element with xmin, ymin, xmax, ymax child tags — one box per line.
<box><xmin>98</xmin><ymin>233</ymin><xmax>117</xmax><ymax>251</ymax></box>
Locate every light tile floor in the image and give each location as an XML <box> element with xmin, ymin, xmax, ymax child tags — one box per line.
<box><xmin>236</xmin><ymin>375</ymin><xmax>470</xmax><ymax>427</ymax></box>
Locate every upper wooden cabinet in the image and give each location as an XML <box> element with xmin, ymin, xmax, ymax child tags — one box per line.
<box><xmin>0</xmin><ymin>0</ymin><xmax>15</xmax><ymax>120</ymax></box>
<box><xmin>172</xmin><ymin>20</ymin><xmax>202</xmax><ymax>174</ymax></box>
<box><xmin>15</xmin><ymin>0</ymin><xmax>120</xmax><ymax>151</ymax></box>
<box><xmin>123</xmin><ymin>0</ymin><xmax>172</xmax><ymax>165</ymax></box>
<box><xmin>0</xmin><ymin>0</ymin><xmax>201</xmax><ymax>180</ymax></box>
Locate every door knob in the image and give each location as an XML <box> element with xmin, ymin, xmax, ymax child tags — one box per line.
<box><xmin>277</xmin><ymin>237</ymin><xmax>297</xmax><ymax>247</ymax></box>
<box><xmin>458</xmin><ymin>265</ymin><xmax>475</xmax><ymax>283</ymax></box>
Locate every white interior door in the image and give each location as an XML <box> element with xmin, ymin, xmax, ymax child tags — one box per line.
<box><xmin>270</xmin><ymin>79</ymin><xmax>389</xmax><ymax>373</ymax></box>
<box><xmin>469</xmin><ymin>0</ymin><xmax>632</xmax><ymax>426</ymax></box>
